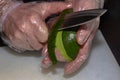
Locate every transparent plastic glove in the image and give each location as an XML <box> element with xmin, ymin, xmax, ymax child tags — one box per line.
<box><xmin>42</xmin><ymin>0</ymin><xmax>104</xmax><ymax>74</ymax></box>
<box><xmin>0</xmin><ymin>0</ymin><xmax>72</xmax><ymax>52</ymax></box>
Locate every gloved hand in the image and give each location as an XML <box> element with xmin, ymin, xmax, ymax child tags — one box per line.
<box><xmin>0</xmin><ymin>0</ymin><xmax>71</xmax><ymax>52</ymax></box>
<box><xmin>42</xmin><ymin>0</ymin><xmax>104</xmax><ymax>74</ymax></box>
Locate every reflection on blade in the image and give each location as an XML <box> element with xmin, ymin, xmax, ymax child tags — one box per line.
<box><xmin>59</xmin><ymin>9</ymin><xmax>107</xmax><ymax>30</ymax></box>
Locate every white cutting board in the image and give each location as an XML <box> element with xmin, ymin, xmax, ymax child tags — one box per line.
<box><xmin>0</xmin><ymin>30</ymin><xmax>120</xmax><ymax>80</ymax></box>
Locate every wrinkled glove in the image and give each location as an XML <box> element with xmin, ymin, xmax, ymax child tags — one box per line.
<box><xmin>0</xmin><ymin>0</ymin><xmax>71</xmax><ymax>52</ymax></box>
<box><xmin>42</xmin><ymin>0</ymin><xmax>104</xmax><ymax>74</ymax></box>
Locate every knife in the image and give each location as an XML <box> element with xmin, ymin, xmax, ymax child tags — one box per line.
<box><xmin>59</xmin><ymin>9</ymin><xmax>107</xmax><ymax>30</ymax></box>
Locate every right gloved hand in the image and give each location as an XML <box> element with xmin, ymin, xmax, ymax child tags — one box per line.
<box><xmin>41</xmin><ymin>0</ymin><xmax>104</xmax><ymax>74</ymax></box>
<box><xmin>0</xmin><ymin>0</ymin><xmax>71</xmax><ymax>51</ymax></box>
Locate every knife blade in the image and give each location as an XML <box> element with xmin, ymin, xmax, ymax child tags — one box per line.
<box><xmin>59</xmin><ymin>9</ymin><xmax>107</xmax><ymax>30</ymax></box>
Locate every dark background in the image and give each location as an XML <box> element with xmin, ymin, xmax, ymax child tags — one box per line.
<box><xmin>100</xmin><ymin>0</ymin><xmax>120</xmax><ymax>65</ymax></box>
<box><xmin>0</xmin><ymin>0</ymin><xmax>120</xmax><ymax>65</ymax></box>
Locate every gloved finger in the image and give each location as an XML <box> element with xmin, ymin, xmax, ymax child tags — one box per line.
<box><xmin>64</xmin><ymin>19</ymin><xmax>100</xmax><ymax>74</ymax></box>
<box><xmin>76</xmin><ymin>19</ymin><xmax>100</xmax><ymax>45</ymax></box>
<box><xmin>66</xmin><ymin>0</ymin><xmax>99</xmax><ymax>11</ymax></box>
<box><xmin>42</xmin><ymin>44</ymin><xmax>48</xmax><ymax>57</ymax></box>
<box><xmin>21</xmin><ymin>18</ymin><xmax>43</xmax><ymax>50</ymax></box>
<box><xmin>29</xmin><ymin>11</ymin><xmax>48</xmax><ymax>43</ymax></box>
<box><xmin>42</xmin><ymin>55</ymin><xmax>52</xmax><ymax>68</ymax></box>
<box><xmin>32</xmin><ymin>2</ymin><xmax>72</xmax><ymax>20</ymax></box>
<box><xmin>3</xmin><ymin>15</ymin><xmax>33</xmax><ymax>51</ymax></box>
